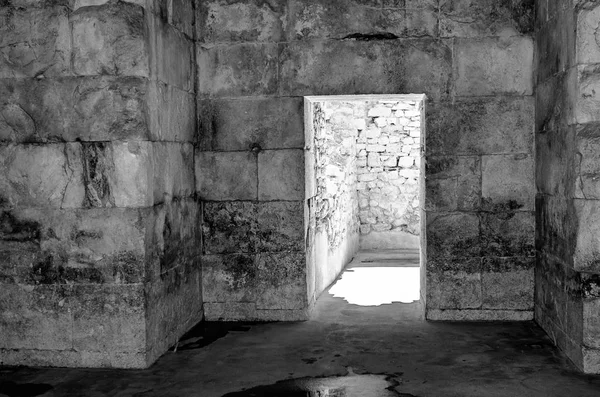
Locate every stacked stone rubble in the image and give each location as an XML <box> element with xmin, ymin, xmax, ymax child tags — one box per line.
<box><xmin>356</xmin><ymin>100</ymin><xmax>421</xmax><ymax>237</ymax></box>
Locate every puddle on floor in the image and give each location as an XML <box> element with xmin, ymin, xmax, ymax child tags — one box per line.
<box><xmin>0</xmin><ymin>381</ymin><xmax>53</xmax><ymax>397</ymax></box>
<box><xmin>222</xmin><ymin>372</ymin><xmax>411</xmax><ymax>397</ymax></box>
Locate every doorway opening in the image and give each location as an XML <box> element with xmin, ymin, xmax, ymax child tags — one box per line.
<box><xmin>304</xmin><ymin>95</ymin><xmax>426</xmax><ymax>309</ymax></box>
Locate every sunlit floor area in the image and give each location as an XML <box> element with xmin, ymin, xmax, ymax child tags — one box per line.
<box><xmin>329</xmin><ymin>249</ymin><xmax>420</xmax><ymax>306</ymax></box>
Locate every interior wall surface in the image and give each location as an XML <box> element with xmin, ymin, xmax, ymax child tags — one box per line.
<box><xmin>196</xmin><ymin>0</ymin><xmax>536</xmax><ymax>321</ymax></box>
<box><xmin>356</xmin><ymin>100</ymin><xmax>421</xmax><ymax>250</ymax></box>
<box><xmin>0</xmin><ymin>0</ymin><xmax>202</xmax><ymax>369</ymax></box>
<box><xmin>535</xmin><ymin>0</ymin><xmax>600</xmax><ymax>373</ymax></box>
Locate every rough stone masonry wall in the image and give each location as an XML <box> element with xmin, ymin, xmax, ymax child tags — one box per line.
<box><xmin>535</xmin><ymin>0</ymin><xmax>600</xmax><ymax>373</ymax></box>
<box><xmin>306</xmin><ymin>100</ymin><xmax>360</xmax><ymax>302</ymax></box>
<box><xmin>357</xmin><ymin>100</ymin><xmax>421</xmax><ymax>250</ymax></box>
<box><xmin>196</xmin><ymin>0</ymin><xmax>535</xmax><ymax>321</ymax></box>
<box><xmin>0</xmin><ymin>0</ymin><xmax>201</xmax><ymax>368</ymax></box>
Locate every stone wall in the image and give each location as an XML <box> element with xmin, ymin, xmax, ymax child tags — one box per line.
<box><xmin>535</xmin><ymin>0</ymin><xmax>600</xmax><ymax>373</ymax></box>
<box><xmin>197</xmin><ymin>0</ymin><xmax>536</xmax><ymax>321</ymax></box>
<box><xmin>0</xmin><ymin>0</ymin><xmax>201</xmax><ymax>368</ymax></box>
<box><xmin>357</xmin><ymin>100</ymin><xmax>421</xmax><ymax>250</ymax></box>
<box><xmin>305</xmin><ymin>100</ymin><xmax>360</xmax><ymax>303</ymax></box>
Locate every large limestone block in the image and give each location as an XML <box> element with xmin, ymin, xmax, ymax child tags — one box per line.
<box><xmin>152</xmin><ymin>143</ymin><xmax>195</xmax><ymax>204</ymax></box>
<box><xmin>424</xmin><ymin>156</ymin><xmax>481</xmax><ymax>211</ymax></box>
<box><xmin>197</xmin><ymin>43</ymin><xmax>278</xmax><ymax>96</ymax></box>
<box><xmin>198</xmin><ymin>98</ymin><xmax>304</xmax><ymax>151</ymax></box>
<box><xmin>147</xmin><ymin>81</ymin><xmax>195</xmax><ymax>142</ymax></box>
<box><xmin>481</xmin><ymin>154</ymin><xmax>535</xmax><ymax>211</ymax></box>
<box><xmin>426</xmin><ymin>257</ymin><xmax>482</xmax><ymax>310</ymax></box>
<box><xmin>279</xmin><ymin>39</ymin><xmax>452</xmax><ymax>100</ymax></box>
<box><xmin>575</xmin><ymin>128</ymin><xmax>600</xmax><ymax>199</ymax></box>
<box><xmin>440</xmin><ymin>0</ymin><xmax>534</xmax><ymax>38</ymax></box>
<box><xmin>1</xmin><ymin>206</ymin><xmax>149</xmax><ymax>285</ymax></box>
<box><xmin>198</xmin><ymin>0</ymin><xmax>286</xmax><ymax>43</ymax></box>
<box><xmin>535</xmin><ymin>195</ymin><xmax>578</xmax><ymax>261</ymax></box>
<box><xmin>195</xmin><ymin>151</ymin><xmax>258</xmax><ymax>201</ymax></box>
<box><xmin>71</xmin><ymin>2</ymin><xmax>149</xmax><ymax>77</ymax></box>
<box><xmin>148</xmin><ymin>14</ymin><xmax>194</xmax><ymax>92</ymax></box>
<box><xmin>0</xmin><ymin>6</ymin><xmax>71</xmax><ymax>78</ymax></box>
<box><xmin>482</xmin><ymin>257</ymin><xmax>534</xmax><ymax>310</ymax></box>
<box><xmin>0</xmin><ymin>77</ymin><xmax>149</xmax><ymax>143</ymax></box>
<box><xmin>454</xmin><ymin>36</ymin><xmax>534</xmax><ymax>96</ymax></box>
<box><xmin>573</xmin><ymin>65</ymin><xmax>600</xmax><ymax>124</ymax></box>
<box><xmin>258</xmin><ymin>149</ymin><xmax>304</xmax><ymax>200</ymax></box>
<box><xmin>171</xmin><ymin>0</ymin><xmax>194</xmax><ymax>38</ymax></box>
<box><xmin>426</xmin><ymin>212</ymin><xmax>480</xmax><ymax>259</ymax></box>
<box><xmin>574</xmin><ymin>199</ymin><xmax>600</xmax><ymax>272</ymax></box>
<box><xmin>480</xmin><ymin>212</ymin><xmax>535</xmax><ymax>257</ymax></box>
<box><xmin>577</xmin><ymin>5</ymin><xmax>600</xmax><ymax>64</ymax></box>
<box><xmin>70</xmin><ymin>284</ymin><xmax>146</xmax><ymax>355</ymax></box>
<box><xmin>287</xmin><ymin>0</ymin><xmax>438</xmax><ymax>40</ymax></box>
<box><xmin>0</xmin><ymin>284</ymin><xmax>73</xmax><ymax>351</ymax></box>
<box><xmin>110</xmin><ymin>141</ymin><xmax>153</xmax><ymax>208</ymax></box>
<box><xmin>203</xmin><ymin>201</ymin><xmax>304</xmax><ymax>254</ymax></box>
<box><xmin>426</xmin><ymin>97</ymin><xmax>534</xmax><ymax>156</ymax></box>
<box><xmin>0</xmin><ymin>144</ymin><xmax>85</xmax><ymax>209</ymax></box>
<box><xmin>536</xmin><ymin>12</ymin><xmax>575</xmax><ymax>83</ymax></box>
<box><xmin>202</xmin><ymin>251</ymin><xmax>307</xmax><ymax>311</ymax></box>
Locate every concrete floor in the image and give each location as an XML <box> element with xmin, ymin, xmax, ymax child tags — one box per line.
<box><xmin>2</xmin><ymin>250</ymin><xmax>600</xmax><ymax>396</ymax></box>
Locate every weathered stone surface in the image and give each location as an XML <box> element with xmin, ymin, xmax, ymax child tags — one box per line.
<box><xmin>0</xmin><ymin>144</ymin><xmax>85</xmax><ymax>209</ymax></box>
<box><xmin>148</xmin><ymin>13</ymin><xmax>195</xmax><ymax>92</ymax></box>
<box><xmin>110</xmin><ymin>141</ymin><xmax>154</xmax><ymax>208</ymax></box>
<box><xmin>574</xmin><ymin>199</ymin><xmax>600</xmax><ymax>272</ymax></box>
<box><xmin>171</xmin><ymin>0</ymin><xmax>195</xmax><ymax>38</ymax></box>
<box><xmin>440</xmin><ymin>0</ymin><xmax>534</xmax><ymax>38</ymax></box>
<box><xmin>279</xmin><ymin>39</ymin><xmax>452</xmax><ymax>100</ymax></box>
<box><xmin>426</xmin><ymin>212</ymin><xmax>480</xmax><ymax>259</ymax></box>
<box><xmin>573</xmin><ymin>64</ymin><xmax>600</xmax><ymax>124</ymax></box>
<box><xmin>480</xmin><ymin>212</ymin><xmax>535</xmax><ymax>257</ymax></box>
<box><xmin>198</xmin><ymin>98</ymin><xmax>304</xmax><ymax>151</ymax></box>
<box><xmin>0</xmin><ymin>77</ymin><xmax>149</xmax><ymax>143</ymax></box>
<box><xmin>0</xmin><ymin>284</ymin><xmax>73</xmax><ymax>351</ymax></box>
<box><xmin>147</xmin><ymin>81</ymin><xmax>195</xmax><ymax>142</ymax></box>
<box><xmin>198</xmin><ymin>0</ymin><xmax>286</xmax><ymax>43</ymax></box>
<box><xmin>257</xmin><ymin>201</ymin><xmax>305</xmax><ymax>252</ymax></box>
<box><xmin>427</xmin><ymin>269</ymin><xmax>482</xmax><ymax>310</ymax></box>
<box><xmin>71</xmin><ymin>284</ymin><xmax>146</xmax><ymax>353</ymax></box>
<box><xmin>202</xmin><ymin>251</ymin><xmax>306</xmax><ymax>310</ymax></box>
<box><xmin>427</xmin><ymin>309</ymin><xmax>533</xmax><ymax>321</ymax></box>
<box><xmin>0</xmin><ymin>206</ymin><xmax>149</xmax><ymax>286</ymax></box>
<box><xmin>71</xmin><ymin>2</ymin><xmax>149</xmax><ymax>77</ymax></box>
<box><xmin>197</xmin><ymin>43</ymin><xmax>278</xmax><ymax>96</ymax></box>
<box><xmin>255</xmin><ymin>252</ymin><xmax>307</xmax><ymax>310</ymax></box>
<box><xmin>258</xmin><ymin>149</ymin><xmax>304</xmax><ymax>200</ymax></box>
<box><xmin>0</xmin><ymin>6</ymin><xmax>71</xmax><ymax>78</ymax></box>
<box><xmin>481</xmin><ymin>154</ymin><xmax>535</xmax><ymax>212</ymax></box>
<box><xmin>287</xmin><ymin>0</ymin><xmax>438</xmax><ymax>40</ymax></box>
<box><xmin>152</xmin><ymin>143</ymin><xmax>195</xmax><ymax>204</ymax></box>
<box><xmin>203</xmin><ymin>202</ymin><xmax>260</xmax><ymax>254</ymax></box>
<box><xmin>426</xmin><ymin>97</ymin><xmax>534</xmax><ymax>156</ymax></box>
<box><xmin>482</xmin><ymin>257</ymin><xmax>534</xmax><ymax>310</ymax></box>
<box><xmin>195</xmin><ymin>151</ymin><xmax>258</xmax><ymax>201</ymax></box>
<box><xmin>577</xmin><ymin>5</ymin><xmax>600</xmax><ymax>64</ymax></box>
<box><xmin>454</xmin><ymin>36</ymin><xmax>534</xmax><ymax>96</ymax></box>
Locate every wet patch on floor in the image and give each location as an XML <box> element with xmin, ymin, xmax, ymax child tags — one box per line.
<box><xmin>170</xmin><ymin>321</ymin><xmax>267</xmax><ymax>352</ymax></box>
<box><xmin>0</xmin><ymin>381</ymin><xmax>53</xmax><ymax>397</ymax></box>
<box><xmin>222</xmin><ymin>371</ymin><xmax>407</xmax><ymax>397</ymax></box>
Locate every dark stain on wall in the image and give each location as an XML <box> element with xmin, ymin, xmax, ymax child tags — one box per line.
<box><xmin>0</xmin><ymin>212</ymin><xmax>40</xmax><ymax>243</ymax></box>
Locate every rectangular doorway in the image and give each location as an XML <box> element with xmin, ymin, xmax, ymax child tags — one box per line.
<box><xmin>304</xmin><ymin>94</ymin><xmax>427</xmax><ymax>310</ymax></box>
